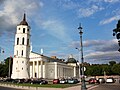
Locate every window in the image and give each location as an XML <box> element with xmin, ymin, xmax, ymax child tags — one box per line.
<box><xmin>22</xmin><ymin>61</ymin><xmax>24</xmax><ymax>63</ymax></box>
<box><xmin>27</xmin><ymin>29</ymin><xmax>29</xmax><ymax>32</ymax></box>
<box><xmin>23</xmin><ymin>28</ymin><xmax>25</xmax><ymax>33</ymax></box>
<box><xmin>17</xmin><ymin>38</ymin><xmax>19</xmax><ymax>45</ymax></box>
<box><xmin>22</xmin><ymin>68</ymin><xmax>23</xmax><ymax>70</ymax></box>
<box><xmin>18</xmin><ymin>28</ymin><xmax>20</xmax><ymax>30</ymax></box>
<box><xmin>16</xmin><ymin>61</ymin><xmax>18</xmax><ymax>63</ymax></box>
<box><xmin>21</xmin><ymin>50</ymin><xmax>23</xmax><ymax>56</ymax></box>
<box><xmin>27</xmin><ymin>39</ymin><xmax>29</xmax><ymax>45</ymax></box>
<box><xmin>22</xmin><ymin>37</ymin><xmax>24</xmax><ymax>45</ymax></box>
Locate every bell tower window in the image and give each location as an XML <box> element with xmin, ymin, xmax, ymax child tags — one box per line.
<box><xmin>23</xmin><ymin>28</ymin><xmax>25</xmax><ymax>33</ymax></box>
<box><xmin>21</xmin><ymin>50</ymin><xmax>23</xmax><ymax>56</ymax></box>
<box><xmin>22</xmin><ymin>37</ymin><xmax>24</xmax><ymax>45</ymax></box>
<box><xmin>17</xmin><ymin>38</ymin><xmax>19</xmax><ymax>45</ymax></box>
<box><xmin>27</xmin><ymin>39</ymin><xmax>29</xmax><ymax>46</ymax></box>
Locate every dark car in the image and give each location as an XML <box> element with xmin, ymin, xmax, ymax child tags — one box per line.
<box><xmin>53</xmin><ymin>79</ymin><xmax>60</xmax><ymax>84</ymax></box>
<box><xmin>30</xmin><ymin>79</ymin><xmax>48</xmax><ymax>85</ymax></box>
<box><xmin>24</xmin><ymin>79</ymin><xmax>31</xmax><ymax>83</ymax></box>
<box><xmin>11</xmin><ymin>79</ymin><xmax>25</xmax><ymax>84</ymax></box>
<box><xmin>3</xmin><ymin>78</ymin><xmax>14</xmax><ymax>82</ymax></box>
<box><xmin>88</xmin><ymin>78</ymin><xmax>98</xmax><ymax>84</ymax></box>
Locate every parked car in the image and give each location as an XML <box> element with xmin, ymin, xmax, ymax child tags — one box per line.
<box><xmin>24</xmin><ymin>79</ymin><xmax>31</xmax><ymax>83</ymax></box>
<box><xmin>88</xmin><ymin>78</ymin><xmax>98</xmax><ymax>84</ymax></box>
<box><xmin>53</xmin><ymin>79</ymin><xmax>60</xmax><ymax>84</ymax></box>
<box><xmin>67</xmin><ymin>78</ymin><xmax>79</xmax><ymax>84</ymax></box>
<box><xmin>59</xmin><ymin>78</ymin><xmax>67</xmax><ymax>84</ymax></box>
<box><xmin>3</xmin><ymin>78</ymin><xmax>14</xmax><ymax>83</ymax></box>
<box><xmin>106</xmin><ymin>77</ymin><xmax>115</xmax><ymax>83</ymax></box>
<box><xmin>11</xmin><ymin>79</ymin><xmax>25</xmax><ymax>84</ymax></box>
<box><xmin>30</xmin><ymin>79</ymin><xmax>48</xmax><ymax>85</ymax></box>
<box><xmin>98</xmin><ymin>78</ymin><xmax>105</xmax><ymax>83</ymax></box>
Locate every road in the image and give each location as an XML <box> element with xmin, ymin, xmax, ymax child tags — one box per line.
<box><xmin>1</xmin><ymin>83</ymin><xmax>119</xmax><ymax>90</ymax></box>
<box><xmin>90</xmin><ymin>83</ymin><xmax>120</xmax><ymax>90</ymax></box>
<box><xmin>0</xmin><ymin>86</ymin><xmax>26</xmax><ymax>90</ymax></box>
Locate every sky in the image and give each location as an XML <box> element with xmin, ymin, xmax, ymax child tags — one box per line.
<box><xmin>0</xmin><ymin>0</ymin><xmax>120</xmax><ymax>64</ymax></box>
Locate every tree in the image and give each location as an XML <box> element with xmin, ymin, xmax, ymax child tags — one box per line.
<box><xmin>101</xmin><ymin>64</ymin><xmax>112</xmax><ymax>75</ymax></box>
<box><xmin>109</xmin><ymin>61</ymin><xmax>116</xmax><ymax>66</ymax></box>
<box><xmin>111</xmin><ymin>64</ymin><xmax>120</xmax><ymax>75</ymax></box>
<box><xmin>85</xmin><ymin>64</ymin><xmax>102</xmax><ymax>76</ymax></box>
<box><xmin>0</xmin><ymin>57</ymin><xmax>13</xmax><ymax>77</ymax></box>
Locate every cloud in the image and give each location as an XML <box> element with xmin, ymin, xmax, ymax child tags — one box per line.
<box><xmin>78</xmin><ymin>5</ymin><xmax>103</xmax><ymax>18</ymax></box>
<box><xmin>58</xmin><ymin>0</ymin><xmax>79</xmax><ymax>10</ymax></box>
<box><xmin>100</xmin><ymin>15</ymin><xmax>120</xmax><ymax>25</ymax></box>
<box><xmin>0</xmin><ymin>0</ymin><xmax>43</xmax><ymax>37</ymax></box>
<box><xmin>70</xmin><ymin>39</ymin><xmax>120</xmax><ymax>63</ymax></box>
<box><xmin>84</xmin><ymin>39</ymin><xmax>120</xmax><ymax>63</ymax></box>
<box><xmin>85</xmin><ymin>51</ymin><xmax>120</xmax><ymax>63</ymax></box>
<box><xmin>104</xmin><ymin>0</ymin><xmax>119</xmax><ymax>3</ymax></box>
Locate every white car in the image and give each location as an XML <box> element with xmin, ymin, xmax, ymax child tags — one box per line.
<box><xmin>106</xmin><ymin>77</ymin><xmax>115</xmax><ymax>83</ymax></box>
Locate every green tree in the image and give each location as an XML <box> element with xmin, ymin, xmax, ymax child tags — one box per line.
<box><xmin>101</xmin><ymin>64</ymin><xmax>112</xmax><ymax>75</ymax></box>
<box><xmin>85</xmin><ymin>64</ymin><xmax>102</xmax><ymax>76</ymax></box>
<box><xmin>111</xmin><ymin>64</ymin><xmax>120</xmax><ymax>75</ymax></box>
<box><xmin>0</xmin><ymin>57</ymin><xmax>13</xmax><ymax>77</ymax></box>
<box><xmin>109</xmin><ymin>61</ymin><xmax>116</xmax><ymax>66</ymax></box>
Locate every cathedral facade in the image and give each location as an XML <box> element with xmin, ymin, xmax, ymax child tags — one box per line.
<box><xmin>11</xmin><ymin>14</ymin><xmax>80</xmax><ymax>79</ymax></box>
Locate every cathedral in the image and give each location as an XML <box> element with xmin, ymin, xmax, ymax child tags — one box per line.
<box><xmin>11</xmin><ymin>14</ymin><xmax>80</xmax><ymax>79</ymax></box>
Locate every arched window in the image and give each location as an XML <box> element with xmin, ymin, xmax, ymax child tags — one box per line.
<box><xmin>22</xmin><ymin>37</ymin><xmax>24</xmax><ymax>45</ymax></box>
<box><xmin>17</xmin><ymin>38</ymin><xmax>19</xmax><ymax>45</ymax></box>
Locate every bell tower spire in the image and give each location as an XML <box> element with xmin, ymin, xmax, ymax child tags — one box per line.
<box><xmin>23</xmin><ymin>13</ymin><xmax>26</xmax><ymax>21</ymax></box>
<box><xmin>19</xmin><ymin>13</ymin><xmax>28</xmax><ymax>26</ymax></box>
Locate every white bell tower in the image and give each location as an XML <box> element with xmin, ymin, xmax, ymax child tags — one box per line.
<box><xmin>11</xmin><ymin>13</ymin><xmax>30</xmax><ymax>79</ymax></box>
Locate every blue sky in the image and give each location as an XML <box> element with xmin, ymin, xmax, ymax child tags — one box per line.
<box><xmin>0</xmin><ymin>0</ymin><xmax>120</xmax><ymax>64</ymax></box>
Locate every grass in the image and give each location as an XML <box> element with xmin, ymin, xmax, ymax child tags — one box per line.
<box><xmin>0</xmin><ymin>82</ymin><xmax>80</xmax><ymax>88</ymax></box>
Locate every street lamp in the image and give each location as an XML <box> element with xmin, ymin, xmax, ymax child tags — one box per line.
<box><xmin>77</xmin><ymin>23</ymin><xmax>87</xmax><ymax>90</ymax></box>
<box><xmin>0</xmin><ymin>47</ymin><xmax>4</xmax><ymax>54</ymax></box>
<box><xmin>8</xmin><ymin>56</ymin><xmax>12</xmax><ymax>78</ymax></box>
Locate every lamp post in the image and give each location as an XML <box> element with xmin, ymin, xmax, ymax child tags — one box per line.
<box><xmin>0</xmin><ymin>47</ymin><xmax>4</xmax><ymax>54</ymax></box>
<box><xmin>78</xmin><ymin>23</ymin><xmax>87</xmax><ymax>90</ymax></box>
<box><xmin>8</xmin><ymin>56</ymin><xmax>12</xmax><ymax>78</ymax></box>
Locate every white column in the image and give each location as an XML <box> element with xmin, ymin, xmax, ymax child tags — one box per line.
<box><xmin>43</xmin><ymin>64</ymin><xmax>45</xmax><ymax>78</ymax></box>
<box><xmin>74</xmin><ymin>66</ymin><xmax>76</xmax><ymax>77</ymax></box>
<box><xmin>37</xmin><ymin>61</ymin><xmax>39</xmax><ymax>78</ymax></box>
<box><xmin>33</xmin><ymin>61</ymin><xmax>35</xmax><ymax>78</ymax></box>
<box><xmin>54</xmin><ymin>62</ymin><xmax>57</xmax><ymax>79</ymax></box>
<box><xmin>40</xmin><ymin>60</ymin><xmax>43</xmax><ymax>78</ymax></box>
